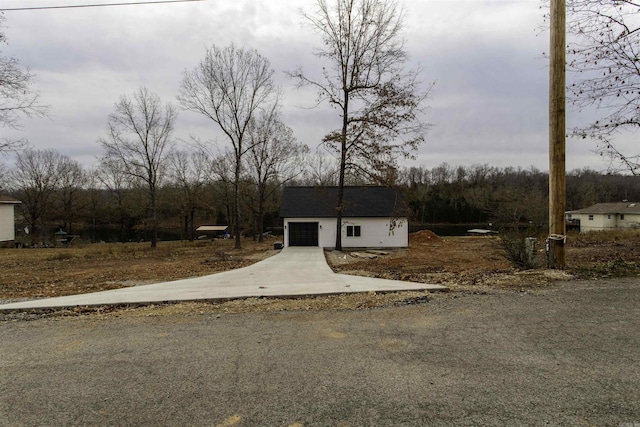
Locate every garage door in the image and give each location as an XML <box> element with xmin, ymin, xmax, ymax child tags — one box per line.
<box><xmin>288</xmin><ymin>222</ymin><xmax>319</xmax><ymax>246</ymax></box>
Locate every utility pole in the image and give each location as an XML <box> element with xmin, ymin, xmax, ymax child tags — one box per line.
<box><xmin>549</xmin><ymin>0</ymin><xmax>566</xmax><ymax>268</ymax></box>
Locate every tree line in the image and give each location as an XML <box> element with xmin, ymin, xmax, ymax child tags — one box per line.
<box><xmin>3</xmin><ymin>152</ymin><xmax>639</xmax><ymax>246</ymax></box>
<box><xmin>0</xmin><ymin>142</ymin><xmax>313</xmax><ymax>247</ymax></box>
<box><xmin>401</xmin><ymin>163</ymin><xmax>640</xmax><ymax>232</ymax></box>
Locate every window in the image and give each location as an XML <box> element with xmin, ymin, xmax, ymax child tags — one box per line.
<box><xmin>588</xmin><ymin>215</ymin><xmax>594</xmax><ymax>221</ymax></box>
<box><xmin>346</xmin><ymin>225</ymin><xmax>361</xmax><ymax>237</ymax></box>
<box><xmin>621</xmin><ymin>214</ymin><xmax>625</xmax><ymax>220</ymax></box>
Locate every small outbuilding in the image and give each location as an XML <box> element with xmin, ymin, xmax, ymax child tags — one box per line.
<box><xmin>567</xmin><ymin>202</ymin><xmax>640</xmax><ymax>232</ymax></box>
<box><xmin>280</xmin><ymin>186</ymin><xmax>408</xmax><ymax>249</ymax></box>
<box><xmin>196</xmin><ymin>225</ymin><xmax>229</xmax><ymax>239</ymax></box>
<box><xmin>0</xmin><ymin>196</ymin><xmax>21</xmax><ymax>244</ymax></box>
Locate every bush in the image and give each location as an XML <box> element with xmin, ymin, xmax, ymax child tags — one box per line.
<box><xmin>497</xmin><ymin>228</ymin><xmax>542</xmax><ymax>269</ymax></box>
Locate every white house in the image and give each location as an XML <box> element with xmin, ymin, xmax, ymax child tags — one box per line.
<box><xmin>0</xmin><ymin>196</ymin><xmax>21</xmax><ymax>243</ymax></box>
<box><xmin>280</xmin><ymin>186</ymin><xmax>408</xmax><ymax>248</ymax></box>
<box><xmin>567</xmin><ymin>202</ymin><xmax>640</xmax><ymax>232</ymax></box>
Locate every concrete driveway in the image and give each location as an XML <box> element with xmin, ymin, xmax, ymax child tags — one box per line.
<box><xmin>0</xmin><ymin>247</ymin><xmax>446</xmax><ymax>311</ymax></box>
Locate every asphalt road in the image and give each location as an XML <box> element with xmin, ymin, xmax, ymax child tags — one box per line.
<box><xmin>1</xmin><ymin>279</ymin><xmax>639</xmax><ymax>426</ymax></box>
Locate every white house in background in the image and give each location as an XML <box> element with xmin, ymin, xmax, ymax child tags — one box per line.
<box><xmin>567</xmin><ymin>202</ymin><xmax>640</xmax><ymax>232</ymax></box>
<box><xmin>280</xmin><ymin>186</ymin><xmax>408</xmax><ymax>249</ymax></box>
<box><xmin>0</xmin><ymin>196</ymin><xmax>21</xmax><ymax>243</ymax></box>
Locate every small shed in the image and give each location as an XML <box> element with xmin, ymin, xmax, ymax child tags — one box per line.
<box><xmin>196</xmin><ymin>225</ymin><xmax>229</xmax><ymax>239</ymax></box>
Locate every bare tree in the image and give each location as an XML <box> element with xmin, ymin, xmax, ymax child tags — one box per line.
<box><xmin>168</xmin><ymin>149</ymin><xmax>209</xmax><ymax>241</ymax></box>
<box><xmin>290</xmin><ymin>0</ymin><xmax>431</xmax><ymax>250</ymax></box>
<box><xmin>0</xmin><ymin>15</ymin><xmax>47</xmax><ymax>153</ymax></box>
<box><xmin>560</xmin><ymin>1</ymin><xmax>640</xmax><ymax>173</ymax></box>
<box><xmin>244</xmin><ymin>107</ymin><xmax>308</xmax><ymax>242</ymax></box>
<box><xmin>56</xmin><ymin>157</ymin><xmax>85</xmax><ymax>234</ymax></box>
<box><xmin>96</xmin><ymin>156</ymin><xmax>135</xmax><ymax>242</ymax></box>
<box><xmin>178</xmin><ymin>44</ymin><xmax>279</xmax><ymax>249</ymax></box>
<box><xmin>302</xmin><ymin>149</ymin><xmax>340</xmax><ymax>186</ymax></box>
<box><xmin>99</xmin><ymin>87</ymin><xmax>176</xmax><ymax>248</ymax></box>
<box><xmin>85</xmin><ymin>167</ymin><xmax>101</xmax><ymax>243</ymax></box>
<box><xmin>9</xmin><ymin>149</ymin><xmax>65</xmax><ymax>245</ymax></box>
<box><xmin>209</xmin><ymin>147</ymin><xmax>236</xmax><ymax>235</ymax></box>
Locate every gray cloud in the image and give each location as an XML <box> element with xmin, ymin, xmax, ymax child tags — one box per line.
<box><xmin>0</xmin><ymin>0</ymin><xmax>610</xmax><ymax>172</ymax></box>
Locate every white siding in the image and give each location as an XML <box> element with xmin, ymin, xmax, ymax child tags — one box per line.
<box><xmin>577</xmin><ymin>212</ymin><xmax>640</xmax><ymax>232</ymax></box>
<box><xmin>619</xmin><ymin>213</ymin><xmax>640</xmax><ymax>229</ymax></box>
<box><xmin>284</xmin><ymin>217</ymin><xmax>408</xmax><ymax>248</ymax></box>
<box><xmin>0</xmin><ymin>204</ymin><xmax>16</xmax><ymax>242</ymax></box>
<box><xmin>581</xmin><ymin>213</ymin><xmax>612</xmax><ymax>232</ymax></box>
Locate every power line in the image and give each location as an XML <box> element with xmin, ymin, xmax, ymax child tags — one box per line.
<box><xmin>0</xmin><ymin>0</ymin><xmax>205</xmax><ymax>11</ymax></box>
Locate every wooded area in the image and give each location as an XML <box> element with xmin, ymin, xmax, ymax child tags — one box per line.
<box><xmin>2</xmin><ymin>155</ymin><xmax>639</xmax><ymax>247</ymax></box>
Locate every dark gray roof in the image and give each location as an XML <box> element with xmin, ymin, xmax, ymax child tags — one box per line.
<box><xmin>569</xmin><ymin>202</ymin><xmax>640</xmax><ymax>214</ymax></box>
<box><xmin>280</xmin><ymin>186</ymin><xmax>404</xmax><ymax>218</ymax></box>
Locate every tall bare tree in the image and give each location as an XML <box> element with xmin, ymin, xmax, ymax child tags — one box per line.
<box><xmin>9</xmin><ymin>149</ymin><xmax>65</xmax><ymax>244</ymax></box>
<box><xmin>178</xmin><ymin>44</ymin><xmax>279</xmax><ymax>249</ymax></box>
<box><xmin>291</xmin><ymin>0</ymin><xmax>431</xmax><ymax>250</ymax></box>
<box><xmin>560</xmin><ymin>0</ymin><xmax>640</xmax><ymax>173</ymax></box>
<box><xmin>0</xmin><ymin>15</ymin><xmax>47</xmax><ymax>153</ymax></box>
<box><xmin>244</xmin><ymin>107</ymin><xmax>308</xmax><ymax>242</ymax></box>
<box><xmin>99</xmin><ymin>87</ymin><xmax>176</xmax><ymax>248</ymax></box>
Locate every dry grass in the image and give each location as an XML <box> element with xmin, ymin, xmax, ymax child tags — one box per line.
<box><xmin>0</xmin><ymin>239</ymin><xmax>276</xmax><ymax>300</ymax></box>
<box><xmin>566</xmin><ymin>229</ymin><xmax>640</xmax><ymax>278</ymax></box>
<box><xmin>568</xmin><ymin>228</ymin><xmax>640</xmax><ymax>246</ymax></box>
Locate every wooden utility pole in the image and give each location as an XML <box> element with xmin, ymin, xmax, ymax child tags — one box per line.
<box><xmin>549</xmin><ymin>0</ymin><xmax>566</xmax><ymax>268</ymax></box>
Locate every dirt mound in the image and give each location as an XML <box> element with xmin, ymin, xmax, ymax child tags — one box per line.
<box><xmin>410</xmin><ymin>229</ymin><xmax>443</xmax><ymax>244</ymax></box>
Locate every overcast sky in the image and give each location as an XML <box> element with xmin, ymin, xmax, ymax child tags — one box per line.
<box><xmin>0</xmin><ymin>0</ymin><xmax>620</xmax><ymax>173</ymax></box>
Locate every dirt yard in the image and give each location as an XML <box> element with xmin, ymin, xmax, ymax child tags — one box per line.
<box><xmin>1</xmin><ymin>229</ymin><xmax>639</xmax><ymax>315</ymax></box>
<box><xmin>0</xmin><ymin>239</ymin><xmax>276</xmax><ymax>301</ymax></box>
<box><xmin>329</xmin><ymin>229</ymin><xmax>640</xmax><ymax>291</ymax></box>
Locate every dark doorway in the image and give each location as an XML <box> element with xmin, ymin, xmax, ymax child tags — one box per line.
<box><xmin>288</xmin><ymin>222</ymin><xmax>319</xmax><ymax>246</ymax></box>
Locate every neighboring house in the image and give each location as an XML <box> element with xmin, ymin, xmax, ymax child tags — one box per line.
<box><xmin>280</xmin><ymin>186</ymin><xmax>408</xmax><ymax>248</ymax></box>
<box><xmin>0</xmin><ymin>196</ymin><xmax>21</xmax><ymax>243</ymax></box>
<box><xmin>567</xmin><ymin>202</ymin><xmax>640</xmax><ymax>232</ymax></box>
